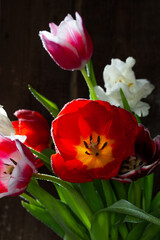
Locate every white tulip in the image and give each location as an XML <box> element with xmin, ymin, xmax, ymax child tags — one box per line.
<box><xmin>94</xmin><ymin>57</ymin><xmax>154</xmax><ymax>117</ymax></box>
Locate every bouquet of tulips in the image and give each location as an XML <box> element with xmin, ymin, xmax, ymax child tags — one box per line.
<box><xmin>1</xmin><ymin>12</ymin><xmax>160</xmax><ymax>240</ymax></box>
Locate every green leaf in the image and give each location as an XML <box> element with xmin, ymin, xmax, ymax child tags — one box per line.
<box><xmin>91</xmin><ymin>211</ymin><xmax>110</xmax><ymax>240</ymax></box>
<box><xmin>27</xmin><ymin>180</ymin><xmax>89</xmax><ymax>240</ymax></box>
<box><xmin>106</xmin><ymin>199</ymin><xmax>160</xmax><ymax>226</ymax></box>
<box><xmin>128</xmin><ymin>179</ymin><xmax>143</xmax><ymax>208</ymax></box>
<box><xmin>139</xmin><ymin>223</ymin><xmax>160</xmax><ymax>240</ymax></box>
<box><xmin>151</xmin><ymin>191</ymin><xmax>160</xmax><ymax>211</ymax></box>
<box><xmin>22</xmin><ymin>201</ymin><xmax>65</xmax><ymax>238</ymax></box>
<box><xmin>28</xmin><ymin>84</ymin><xmax>59</xmax><ymax>117</ymax></box>
<box><xmin>153</xmin><ymin>233</ymin><xmax>160</xmax><ymax>240</ymax></box>
<box><xmin>111</xmin><ymin>180</ymin><xmax>128</xmax><ymax>200</ymax></box>
<box><xmin>64</xmin><ymin>234</ymin><xmax>73</xmax><ymax>240</ymax></box>
<box><xmin>124</xmin><ymin>215</ymin><xmax>142</xmax><ymax>224</ymax></box>
<box><xmin>101</xmin><ymin>180</ymin><xmax>120</xmax><ymax>239</ymax></box>
<box><xmin>101</xmin><ymin>180</ymin><xmax>117</xmax><ymax>206</ymax></box>
<box><xmin>120</xmin><ymin>88</ymin><xmax>132</xmax><ymax>112</ymax></box>
<box><xmin>42</xmin><ymin>148</ymin><xmax>55</xmax><ymax>158</ymax></box>
<box><xmin>29</xmin><ymin>147</ymin><xmax>52</xmax><ymax>172</ymax></box>
<box><xmin>142</xmin><ymin>173</ymin><xmax>154</xmax><ymax>212</ymax></box>
<box><xmin>120</xmin><ymin>88</ymin><xmax>141</xmax><ymax>123</ymax></box>
<box><xmin>126</xmin><ymin>222</ymin><xmax>147</xmax><ymax>240</ymax></box>
<box><xmin>32</xmin><ymin>173</ymin><xmax>93</xmax><ymax>230</ymax></box>
<box><xmin>20</xmin><ymin>192</ymin><xmax>42</xmax><ymax>207</ymax></box>
<box><xmin>128</xmin><ymin>182</ymin><xmax>136</xmax><ymax>205</ymax></box>
<box><xmin>79</xmin><ymin>181</ymin><xmax>104</xmax><ymax>212</ymax></box>
<box><xmin>55</xmin><ymin>184</ymin><xmax>92</xmax><ymax>229</ymax></box>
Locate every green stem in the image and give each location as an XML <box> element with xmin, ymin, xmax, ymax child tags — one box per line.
<box><xmin>101</xmin><ymin>180</ymin><xmax>117</xmax><ymax>206</ymax></box>
<box><xmin>81</xmin><ymin>68</ymin><xmax>98</xmax><ymax>100</ymax></box>
<box><xmin>143</xmin><ymin>173</ymin><xmax>154</xmax><ymax>212</ymax></box>
<box><xmin>119</xmin><ymin>224</ymin><xmax>128</xmax><ymax>240</ymax></box>
<box><xmin>101</xmin><ymin>180</ymin><xmax>118</xmax><ymax>240</ymax></box>
<box><xmin>86</xmin><ymin>60</ymin><xmax>97</xmax><ymax>86</ymax></box>
<box><xmin>111</xmin><ymin>180</ymin><xmax>128</xmax><ymax>200</ymax></box>
<box><xmin>134</xmin><ymin>180</ymin><xmax>142</xmax><ymax>209</ymax></box>
<box><xmin>32</xmin><ymin>173</ymin><xmax>72</xmax><ymax>187</ymax></box>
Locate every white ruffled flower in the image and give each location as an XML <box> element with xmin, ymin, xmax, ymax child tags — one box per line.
<box><xmin>0</xmin><ymin>105</ymin><xmax>26</xmax><ymax>142</ymax></box>
<box><xmin>94</xmin><ymin>57</ymin><xmax>154</xmax><ymax>117</ymax></box>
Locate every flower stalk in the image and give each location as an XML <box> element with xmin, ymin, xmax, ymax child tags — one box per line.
<box><xmin>81</xmin><ymin>67</ymin><xmax>98</xmax><ymax>100</ymax></box>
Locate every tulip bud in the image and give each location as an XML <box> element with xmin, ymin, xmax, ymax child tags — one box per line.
<box><xmin>39</xmin><ymin>12</ymin><xmax>93</xmax><ymax>70</ymax></box>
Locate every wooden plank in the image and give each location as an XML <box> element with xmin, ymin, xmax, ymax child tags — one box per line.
<box><xmin>0</xmin><ymin>0</ymin><xmax>160</xmax><ymax>239</ymax></box>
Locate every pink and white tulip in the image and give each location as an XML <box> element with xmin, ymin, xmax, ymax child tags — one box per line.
<box><xmin>39</xmin><ymin>12</ymin><xmax>93</xmax><ymax>70</ymax></box>
<box><xmin>0</xmin><ymin>136</ymin><xmax>37</xmax><ymax>198</ymax></box>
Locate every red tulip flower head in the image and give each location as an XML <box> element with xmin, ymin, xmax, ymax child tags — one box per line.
<box><xmin>51</xmin><ymin>99</ymin><xmax>138</xmax><ymax>183</ymax></box>
<box><xmin>12</xmin><ymin>110</ymin><xmax>50</xmax><ymax>168</ymax></box>
<box><xmin>0</xmin><ymin>136</ymin><xmax>37</xmax><ymax>198</ymax></box>
<box><xmin>39</xmin><ymin>12</ymin><xmax>93</xmax><ymax>70</ymax></box>
<box><xmin>115</xmin><ymin>125</ymin><xmax>160</xmax><ymax>182</ymax></box>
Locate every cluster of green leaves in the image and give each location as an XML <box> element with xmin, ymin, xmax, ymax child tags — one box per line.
<box><xmin>20</xmin><ymin>85</ymin><xmax>160</xmax><ymax>240</ymax></box>
<box><xmin>22</xmin><ymin>174</ymin><xmax>160</xmax><ymax>240</ymax></box>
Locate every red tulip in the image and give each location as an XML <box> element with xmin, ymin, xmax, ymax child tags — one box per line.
<box><xmin>39</xmin><ymin>12</ymin><xmax>93</xmax><ymax>70</ymax></box>
<box><xmin>115</xmin><ymin>125</ymin><xmax>160</xmax><ymax>182</ymax></box>
<box><xmin>0</xmin><ymin>136</ymin><xmax>37</xmax><ymax>198</ymax></box>
<box><xmin>12</xmin><ymin>110</ymin><xmax>50</xmax><ymax>168</ymax></box>
<box><xmin>51</xmin><ymin>99</ymin><xmax>138</xmax><ymax>183</ymax></box>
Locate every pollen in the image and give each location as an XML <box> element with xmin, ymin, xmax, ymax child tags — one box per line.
<box><xmin>128</xmin><ymin>83</ymin><xmax>133</xmax><ymax>87</ymax></box>
<box><xmin>75</xmin><ymin>132</ymin><xmax>115</xmax><ymax>169</ymax></box>
<box><xmin>83</xmin><ymin>135</ymin><xmax>107</xmax><ymax>156</ymax></box>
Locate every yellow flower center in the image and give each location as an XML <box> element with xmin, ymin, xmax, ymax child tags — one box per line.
<box><xmin>75</xmin><ymin>132</ymin><xmax>115</xmax><ymax>169</ymax></box>
<box><xmin>3</xmin><ymin>158</ymin><xmax>17</xmax><ymax>175</ymax></box>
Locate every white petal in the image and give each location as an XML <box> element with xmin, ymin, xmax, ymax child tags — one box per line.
<box><xmin>0</xmin><ymin>106</ymin><xmax>7</xmax><ymax>116</ymax></box>
<box><xmin>99</xmin><ymin>57</ymin><xmax>155</xmax><ymax>117</ymax></box>
<box><xmin>131</xmin><ymin>101</ymin><xmax>150</xmax><ymax>117</ymax></box>
<box><xmin>0</xmin><ymin>114</ymin><xmax>15</xmax><ymax>136</ymax></box>
<box><xmin>94</xmin><ymin>86</ymin><xmax>110</xmax><ymax>101</ymax></box>
<box><xmin>8</xmin><ymin>134</ymin><xmax>27</xmax><ymax>143</ymax></box>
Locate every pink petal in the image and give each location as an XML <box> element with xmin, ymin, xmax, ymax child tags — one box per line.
<box><xmin>49</xmin><ymin>22</ymin><xmax>58</xmax><ymax>35</ymax></box>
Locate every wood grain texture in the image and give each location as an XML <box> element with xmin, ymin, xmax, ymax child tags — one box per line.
<box><xmin>0</xmin><ymin>0</ymin><xmax>160</xmax><ymax>239</ymax></box>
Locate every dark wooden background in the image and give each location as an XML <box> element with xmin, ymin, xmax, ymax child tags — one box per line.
<box><xmin>0</xmin><ymin>0</ymin><xmax>160</xmax><ymax>239</ymax></box>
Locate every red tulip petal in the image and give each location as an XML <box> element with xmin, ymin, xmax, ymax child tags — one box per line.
<box><xmin>51</xmin><ymin>153</ymin><xmax>93</xmax><ymax>183</ymax></box>
<box><xmin>12</xmin><ymin>110</ymin><xmax>50</xmax><ymax>168</ymax></box>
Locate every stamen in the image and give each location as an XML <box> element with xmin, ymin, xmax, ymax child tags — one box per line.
<box><xmin>83</xmin><ymin>141</ymin><xmax>88</xmax><ymax>148</ymax></box>
<box><xmin>3</xmin><ymin>172</ymin><xmax>7</xmax><ymax>174</ymax></box>
<box><xmin>139</xmin><ymin>161</ymin><xmax>144</xmax><ymax>166</ymax></box>
<box><xmin>90</xmin><ymin>134</ymin><xmax>93</xmax><ymax>143</ymax></box>
<box><xmin>119</xmin><ymin>156</ymin><xmax>147</xmax><ymax>175</ymax></box>
<box><xmin>83</xmin><ymin>135</ymin><xmax>108</xmax><ymax>156</ymax></box>
<box><xmin>85</xmin><ymin>151</ymin><xmax>90</xmax><ymax>155</ymax></box>
<box><xmin>10</xmin><ymin>158</ymin><xmax>17</xmax><ymax>166</ymax></box>
<box><xmin>101</xmin><ymin>142</ymin><xmax>107</xmax><ymax>150</ymax></box>
<box><xmin>97</xmin><ymin>136</ymin><xmax>100</xmax><ymax>145</ymax></box>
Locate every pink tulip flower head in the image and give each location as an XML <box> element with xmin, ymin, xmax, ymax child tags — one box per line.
<box><xmin>0</xmin><ymin>136</ymin><xmax>37</xmax><ymax>198</ymax></box>
<box><xmin>39</xmin><ymin>12</ymin><xmax>93</xmax><ymax>70</ymax></box>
